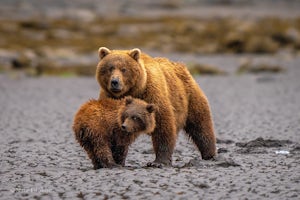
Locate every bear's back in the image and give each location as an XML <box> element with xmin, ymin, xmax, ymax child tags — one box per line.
<box><xmin>73</xmin><ymin>98</ymin><xmax>122</xmax><ymax>137</ymax></box>
<box><xmin>143</xmin><ymin>56</ymin><xmax>190</xmax><ymax>130</ymax></box>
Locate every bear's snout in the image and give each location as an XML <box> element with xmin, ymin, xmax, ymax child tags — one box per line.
<box><xmin>121</xmin><ymin>122</ymin><xmax>133</xmax><ymax>133</ymax></box>
<box><xmin>121</xmin><ymin>124</ymin><xmax>127</xmax><ymax>131</ymax></box>
<box><xmin>121</xmin><ymin>124</ymin><xmax>131</xmax><ymax>134</ymax></box>
<box><xmin>110</xmin><ymin>78</ymin><xmax>121</xmax><ymax>91</ymax></box>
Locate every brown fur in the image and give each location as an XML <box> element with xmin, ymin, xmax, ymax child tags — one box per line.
<box><xmin>96</xmin><ymin>47</ymin><xmax>217</xmax><ymax>167</ymax></box>
<box><xmin>73</xmin><ymin>97</ymin><xmax>156</xmax><ymax>169</ymax></box>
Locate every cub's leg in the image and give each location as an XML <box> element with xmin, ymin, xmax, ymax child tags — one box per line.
<box><xmin>75</xmin><ymin>128</ymin><xmax>119</xmax><ymax>169</ymax></box>
<box><xmin>111</xmin><ymin>145</ymin><xmax>129</xmax><ymax>166</ymax></box>
<box><xmin>92</xmin><ymin>139</ymin><xmax>120</xmax><ymax>169</ymax></box>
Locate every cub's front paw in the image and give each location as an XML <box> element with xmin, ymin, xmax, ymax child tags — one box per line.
<box><xmin>93</xmin><ymin>162</ymin><xmax>121</xmax><ymax>169</ymax></box>
<box><xmin>146</xmin><ymin>162</ymin><xmax>163</xmax><ymax>168</ymax></box>
<box><xmin>146</xmin><ymin>161</ymin><xmax>170</xmax><ymax>168</ymax></box>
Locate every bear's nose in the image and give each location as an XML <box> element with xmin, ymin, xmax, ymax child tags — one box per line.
<box><xmin>121</xmin><ymin>124</ymin><xmax>127</xmax><ymax>131</ymax></box>
<box><xmin>111</xmin><ymin>78</ymin><xmax>120</xmax><ymax>89</ymax></box>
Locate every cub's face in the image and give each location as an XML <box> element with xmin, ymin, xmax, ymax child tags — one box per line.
<box><xmin>118</xmin><ymin>97</ymin><xmax>156</xmax><ymax>135</ymax></box>
<box><xmin>96</xmin><ymin>47</ymin><xmax>143</xmax><ymax>98</ymax></box>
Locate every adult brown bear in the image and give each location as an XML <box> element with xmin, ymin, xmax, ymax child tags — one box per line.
<box><xmin>96</xmin><ymin>47</ymin><xmax>216</xmax><ymax>167</ymax></box>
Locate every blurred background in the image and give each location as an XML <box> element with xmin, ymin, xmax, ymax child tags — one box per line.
<box><xmin>0</xmin><ymin>0</ymin><xmax>299</xmax><ymax>76</ymax></box>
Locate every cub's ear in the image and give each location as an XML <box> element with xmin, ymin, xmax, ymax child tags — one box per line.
<box><xmin>146</xmin><ymin>104</ymin><xmax>157</xmax><ymax>113</ymax></box>
<box><xmin>129</xmin><ymin>48</ymin><xmax>141</xmax><ymax>61</ymax></box>
<box><xmin>125</xmin><ymin>96</ymin><xmax>133</xmax><ymax>105</ymax></box>
<box><xmin>98</xmin><ymin>47</ymin><xmax>111</xmax><ymax>59</ymax></box>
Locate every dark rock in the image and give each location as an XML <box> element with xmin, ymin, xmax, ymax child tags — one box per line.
<box><xmin>236</xmin><ymin>137</ymin><xmax>293</xmax><ymax>148</ymax></box>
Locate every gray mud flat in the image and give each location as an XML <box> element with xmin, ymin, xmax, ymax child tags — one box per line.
<box><xmin>1</xmin><ymin>56</ymin><xmax>300</xmax><ymax>199</ymax></box>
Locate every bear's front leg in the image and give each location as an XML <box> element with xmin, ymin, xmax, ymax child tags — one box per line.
<box><xmin>93</xmin><ymin>144</ymin><xmax>120</xmax><ymax>169</ymax></box>
<box><xmin>112</xmin><ymin>145</ymin><xmax>129</xmax><ymax>167</ymax></box>
<box><xmin>147</xmin><ymin>110</ymin><xmax>177</xmax><ymax>168</ymax></box>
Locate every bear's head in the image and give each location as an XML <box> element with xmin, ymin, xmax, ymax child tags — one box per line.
<box><xmin>96</xmin><ymin>47</ymin><xmax>147</xmax><ymax>98</ymax></box>
<box><xmin>118</xmin><ymin>96</ymin><xmax>156</xmax><ymax>135</ymax></box>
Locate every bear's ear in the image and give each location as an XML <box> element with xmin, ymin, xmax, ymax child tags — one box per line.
<box><xmin>98</xmin><ymin>47</ymin><xmax>111</xmax><ymax>59</ymax></box>
<box><xmin>146</xmin><ymin>104</ymin><xmax>156</xmax><ymax>113</ymax></box>
<box><xmin>129</xmin><ymin>48</ymin><xmax>141</xmax><ymax>61</ymax></box>
<box><xmin>125</xmin><ymin>96</ymin><xmax>133</xmax><ymax>105</ymax></box>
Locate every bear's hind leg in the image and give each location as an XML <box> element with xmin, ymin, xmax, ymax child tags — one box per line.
<box><xmin>75</xmin><ymin>131</ymin><xmax>104</xmax><ymax>169</ymax></box>
<box><xmin>185</xmin><ymin>92</ymin><xmax>216</xmax><ymax>160</ymax></box>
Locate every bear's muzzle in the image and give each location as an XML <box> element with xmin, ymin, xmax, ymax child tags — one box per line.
<box><xmin>110</xmin><ymin>78</ymin><xmax>122</xmax><ymax>92</ymax></box>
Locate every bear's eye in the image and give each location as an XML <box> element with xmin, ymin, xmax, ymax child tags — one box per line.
<box><xmin>131</xmin><ymin>116</ymin><xmax>138</xmax><ymax>121</ymax></box>
<box><xmin>121</xmin><ymin>68</ymin><xmax>126</xmax><ymax>73</ymax></box>
<box><xmin>121</xmin><ymin>113</ymin><xmax>127</xmax><ymax>122</ymax></box>
<box><xmin>109</xmin><ymin>65</ymin><xmax>114</xmax><ymax>72</ymax></box>
<box><xmin>100</xmin><ymin>68</ymin><xmax>106</xmax><ymax>75</ymax></box>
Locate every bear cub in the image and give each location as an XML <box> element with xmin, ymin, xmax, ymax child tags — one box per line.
<box><xmin>73</xmin><ymin>96</ymin><xmax>156</xmax><ymax>169</ymax></box>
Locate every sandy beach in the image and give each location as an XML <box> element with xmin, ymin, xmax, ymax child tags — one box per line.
<box><xmin>0</xmin><ymin>1</ymin><xmax>300</xmax><ymax>199</ymax></box>
<box><xmin>1</xmin><ymin>53</ymin><xmax>300</xmax><ymax>199</ymax></box>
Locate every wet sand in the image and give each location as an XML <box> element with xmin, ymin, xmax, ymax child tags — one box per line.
<box><xmin>1</xmin><ymin>54</ymin><xmax>300</xmax><ymax>199</ymax></box>
<box><xmin>1</xmin><ymin>0</ymin><xmax>300</xmax><ymax>199</ymax></box>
